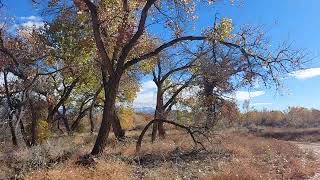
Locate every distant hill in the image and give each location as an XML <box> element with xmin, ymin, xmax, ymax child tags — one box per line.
<box><xmin>134</xmin><ymin>107</ymin><xmax>155</xmax><ymax>114</ymax></box>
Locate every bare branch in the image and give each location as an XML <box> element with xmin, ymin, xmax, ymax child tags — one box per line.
<box><xmin>136</xmin><ymin>119</ymin><xmax>207</xmax><ymax>153</ymax></box>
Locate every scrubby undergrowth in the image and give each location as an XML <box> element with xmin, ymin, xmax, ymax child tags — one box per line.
<box><xmin>0</xmin><ymin>129</ymin><xmax>318</xmax><ymax>179</ymax></box>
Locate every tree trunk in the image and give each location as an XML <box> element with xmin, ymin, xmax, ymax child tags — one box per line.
<box><xmin>16</xmin><ymin>108</ymin><xmax>31</xmax><ymax>147</ymax></box>
<box><xmin>158</xmin><ymin>120</ymin><xmax>166</xmax><ymax>139</ymax></box>
<box><xmin>89</xmin><ymin>86</ymin><xmax>103</xmax><ymax>134</ymax></box>
<box><xmin>71</xmin><ymin>107</ymin><xmax>89</xmax><ymax>131</ymax></box>
<box><xmin>151</xmin><ymin>117</ymin><xmax>158</xmax><ymax>142</ymax></box>
<box><xmin>19</xmin><ymin>119</ymin><xmax>31</xmax><ymax>147</ymax></box>
<box><xmin>28</xmin><ymin>97</ymin><xmax>38</xmax><ymax>146</ymax></box>
<box><xmin>152</xmin><ymin>109</ymin><xmax>166</xmax><ymax>142</ymax></box>
<box><xmin>8</xmin><ymin>116</ymin><xmax>18</xmax><ymax>146</ymax></box>
<box><xmin>57</xmin><ymin>118</ymin><xmax>64</xmax><ymax>134</ymax></box>
<box><xmin>47</xmin><ymin>77</ymin><xmax>80</xmax><ymax>124</ymax></box>
<box><xmin>71</xmin><ymin>99</ymin><xmax>89</xmax><ymax>132</ymax></box>
<box><xmin>113</xmin><ymin>111</ymin><xmax>125</xmax><ymax>140</ymax></box>
<box><xmin>151</xmin><ymin>88</ymin><xmax>165</xmax><ymax>142</ymax></box>
<box><xmin>204</xmin><ymin>82</ymin><xmax>214</xmax><ymax>129</ymax></box>
<box><xmin>91</xmin><ymin>74</ymin><xmax>122</xmax><ymax>155</ymax></box>
<box><xmin>89</xmin><ymin>113</ymin><xmax>95</xmax><ymax>134</ymax></box>
<box><xmin>3</xmin><ymin>71</ymin><xmax>18</xmax><ymax>146</ymax></box>
<box><xmin>47</xmin><ymin>103</ymin><xmax>54</xmax><ymax>124</ymax></box>
<box><xmin>61</xmin><ymin>105</ymin><xmax>71</xmax><ymax>133</ymax></box>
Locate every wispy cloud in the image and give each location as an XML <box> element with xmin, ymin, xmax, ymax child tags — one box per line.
<box><xmin>20</xmin><ymin>16</ymin><xmax>42</xmax><ymax>21</ymax></box>
<box><xmin>0</xmin><ymin>72</ymin><xmax>18</xmax><ymax>85</ymax></box>
<box><xmin>251</xmin><ymin>102</ymin><xmax>272</xmax><ymax>106</ymax></box>
<box><xmin>12</xmin><ymin>15</ymin><xmax>44</xmax><ymax>31</ymax></box>
<box><xmin>289</xmin><ymin>68</ymin><xmax>320</xmax><ymax>80</ymax></box>
<box><xmin>20</xmin><ymin>21</ymin><xmax>44</xmax><ymax>29</ymax></box>
<box><xmin>133</xmin><ymin>80</ymin><xmax>157</xmax><ymax>108</ymax></box>
<box><xmin>235</xmin><ymin>91</ymin><xmax>265</xmax><ymax>101</ymax></box>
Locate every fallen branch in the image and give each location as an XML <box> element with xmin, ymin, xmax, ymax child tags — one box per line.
<box><xmin>136</xmin><ymin>119</ymin><xmax>207</xmax><ymax>153</ymax></box>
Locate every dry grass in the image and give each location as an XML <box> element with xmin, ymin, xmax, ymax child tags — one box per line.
<box><xmin>217</xmin><ymin>133</ymin><xmax>318</xmax><ymax>179</ymax></box>
<box><xmin>0</xmin><ymin>129</ymin><xmax>318</xmax><ymax>179</ymax></box>
<box><xmin>25</xmin><ymin>159</ymin><xmax>132</xmax><ymax>180</ymax></box>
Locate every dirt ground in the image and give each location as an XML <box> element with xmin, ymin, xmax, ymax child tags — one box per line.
<box><xmin>294</xmin><ymin>142</ymin><xmax>320</xmax><ymax>180</ymax></box>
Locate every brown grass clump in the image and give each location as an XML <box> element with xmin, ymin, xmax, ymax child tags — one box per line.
<box><xmin>25</xmin><ymin>159</ymin><xmax>132</xmax><ymax>180</ymax></box>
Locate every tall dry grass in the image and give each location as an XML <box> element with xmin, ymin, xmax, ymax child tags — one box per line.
<box><xmin>0</xmin><ymin>129</ymin><xmax>318</xmax><ymax>179</ymax></box>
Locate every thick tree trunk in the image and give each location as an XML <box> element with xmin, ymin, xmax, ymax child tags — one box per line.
<box><xmin>151</xmin><ymin>88</ymin><xmax>165</xmax><ymax>142</ymax></box>
<box><xmin>204</xmin><ymin>82</ymin><xmax>214</xmax><ymax>129</ymax></box>
<box><xmin>8</xmin><ymin>115</ymin><xmax>18</xmax><ymax>146</ymax></box>
<box><xmin>151</xmin><ymin>117</ymin><xmax>158</xmax><ymax>142</ymax></box>
<box><xmin>151</xmin><ymin>109</ymin><xmax>166</xmax><ymax>142</ymax></box>
<box><xmin>91</xmin><ymin>74</ymin><xmax>122</xmax><ymax>155</ymax></box>
<box><xmin>61</xmin><ymin>105</ymin><xmax>70</xmax><ymax>133</ymax></box>
<box><xmin>62</xmin><ymin>116</ymin><xmax>70</xmax><ymax>133</ymax></box>
<box><xmin>3</xmin><ymin>71</ymin><xmax>18</xmax><ymax>146</ymax></box>
<box><xmin>8</xmin><ymin>117</ymin><xmax>18</xmax><ymax>146</ymax></box>
<box><xmin>70</xmin><ymin>89</ymin><xmax>124</xmax><ymax>139</ymax></box>
<box><xmin>89</xmin><ymin>113</ymin><xmax>95</xmax><ymax>134</ymax></box>
<box><xmin>47</xmin><ymin>104</ymin><xmax>54</xmax><ymax>124</ymax></box>
<box><xmin>57</xmin><ymin>118</ymin><xmax>64</xmax><ymax>134</ymax></box>
<box><xmin>113</xmin><ymin>111</ymin><xmax>125</xmax><ymax>140</ymax></box>
<box><xmin>19</xmin><ymin>119</ymin><xmax>31</xmax><ymax>147</ymax></box>
<box><xmin>89</xmin><ymin>86</ymin><xmax>102</xmax><ymax>134</ymax></box>
<box><xmin>158</xmin><ymin>120</ymin><xmax>166</xmax><ymax>139</ymax></box>
<box><xmin>16</xmin><ymin>108</ymin><xmax>31</xmax><ymax>147</ymax></box>
<box><xmin>28</xmin><ymin>97</ymin><xmax>38</xmax><ymax>146</ymax></box>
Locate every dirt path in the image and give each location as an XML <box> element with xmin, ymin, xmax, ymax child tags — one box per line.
<box><xmin>294</xmin><ymin>142</ymin><xmax>320</xmax><ymax>180</ymax></box>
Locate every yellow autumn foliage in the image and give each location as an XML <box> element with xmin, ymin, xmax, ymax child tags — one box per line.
<box><xmin>37</xmin><ymin>120</ymin><xmax>52</xmax><ymax>142</ymax></box>
<box><xmin>118</xmin><ymin>107</ymin><xmax>135</xmax><ymax>130</ymax></box>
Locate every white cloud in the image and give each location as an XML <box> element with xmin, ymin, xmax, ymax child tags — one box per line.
<box><xmin>12</xmin><ymin>16</ymin><xmax>44</xmax><ymax>31</ymax></box>
<box><xmin>0</xmin><ymin>22</ymin><xmax>5</xmax><ymax>28</ymax></box>
<box><xmin>0</xmin><ymin>72</ymin><xmax>18</xmax><ymax>85</ymax></box>
<box><xmin>251</xmin><ymin>102</ymin><xmax>272</xmax><ymax>106</ymax></box>
<box><xmin>20</xmin><ymin>21</ymin><xmax>44</xmax><ymax>29</ymax></box>
<box><xmin>180</xmin><ymin>86</ymin><xmax>201</xmax><ymax>99</ymax></box>
<box><xmin>20</xmin><ymin>16</ymin><xmax>42</xmax><ymax>21</ymax></box>
<box><xmin>141</xmin><ymin>80</ymin><xmax>157</xmax><ymax>91</ymax></box>
<box><xmin>234</xmin><ymin>91</ymin><xmax>265</xmax><ymax>101</ymax></box>
<box><xmin>133</xmin><ymin>80</ymin><xmax>157</xmax><ymax>108</ymax></box>
<box><xmin>289</xmin><ymin>68</ymin><xmax>320</xmax><ymax>80</ymax></box>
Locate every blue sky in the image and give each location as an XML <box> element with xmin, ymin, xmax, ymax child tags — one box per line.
<box><xmin>3</xmin><ymin>0</ymin><xmax>320</xmax><ymax>111</ymax></box>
